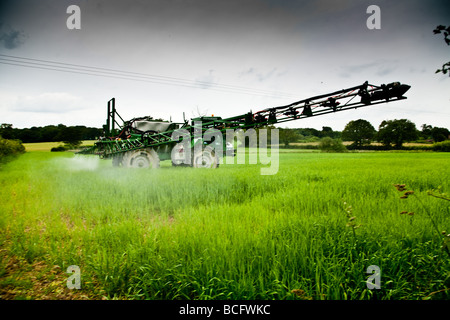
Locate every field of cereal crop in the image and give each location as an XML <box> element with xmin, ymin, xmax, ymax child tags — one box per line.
<box><xmin>1</xmin><ymin>149</ymin><xmax>449</xmax><ymax>300</ymax></box>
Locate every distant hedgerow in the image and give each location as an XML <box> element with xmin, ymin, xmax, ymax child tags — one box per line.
<box><xmin>51</xmin><ymin>145</ymin><xmax>67</xmax><ymax>152</ymax></box>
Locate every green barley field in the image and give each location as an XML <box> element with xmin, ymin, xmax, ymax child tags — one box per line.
<box><xmin>0</xmin><ymin>148</ymin><xmax>449</xmax><ymax>300</ymax></box>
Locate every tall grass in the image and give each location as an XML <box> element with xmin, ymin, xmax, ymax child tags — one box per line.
<box><xmin>1</xmin><ymin>151</ymin><xmax>449</xmax><ymax>300</ymax></box>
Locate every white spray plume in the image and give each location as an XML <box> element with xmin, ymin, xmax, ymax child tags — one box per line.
<box><xmin>63</xmin><ymin>155</ymin><xmax>102</xmax><ymax>171</ymax></box>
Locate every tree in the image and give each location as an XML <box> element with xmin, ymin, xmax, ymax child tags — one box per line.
<box><xmin>278</xmin><ymin>128</ymin><xmax>299</xmax><ymax>147</ymax></box>
<box><xmin>420</xmin><ymin>124</ymin><xmax>449</xmax><ymax>142</ymax></box>
<box><xmin>41</xmin><ymin>125</ymin><xmax>60</xmax><ymax>142</ymax></box>
<box><xmin>431</xmin><ymin>127</ymin><xmax>450</xmax><ymax>142</ymax></box>
<box><xmin>433</xmin><ymin>25</ymin><xmax>450</xmax><ymax>76</ymax></box>
<box><xmin>0</xmin><ymin>124</ymin><xmax>14</xmax><ymax>140</ymax></box>
<box><xmin>17</xmin><ymin>127</ymin><xmax>42</xmax><ymax>143</ymax></box>
<box><xmin>377</xmin><ymin>119</ymin><xmax>418</xmax><ymax>148</ymax></box>
<box><xmin>55</xmin><ymin>125</ymin><xmax>82</xmax><ymax>147</ymax></box>
<box><xmin>321</xmin><ymin>126</ymin><xmax>340</xmax><ymax>139</ymax></box>
<box><xmin>297</xmin><ymin>128</ymin><xmax>321</xmax><ymax>138</ymax></box>
<box><xmin>342</xmin><ymin>119</ymin><xmax>376</xmax><ymax>147</ymax></box>
<box><xmin>421</xmin><ymin>124</ymin><xmax>433</xmax><ymax>139</ymax></box>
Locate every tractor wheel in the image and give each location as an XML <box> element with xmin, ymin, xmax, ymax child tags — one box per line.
<box><xmin>192</xmin><ymin>146</ymin><xmax>219</xmax><ymax>168</ymax></box>
<box><xmin>122</xmin><ymin>148</ymin><xmax>160</xmax><ymax>168</ymax></box>
<box><xmin>171</xmin><ymin>142</ymin><xmax>191</xmax><ymax>167</ymax></box>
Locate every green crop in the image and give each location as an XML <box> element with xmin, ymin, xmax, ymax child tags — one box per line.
<box><xmin>0</xmin><ymin>151</ymin><xmax>449</xmax><ymax>300</ymax></box>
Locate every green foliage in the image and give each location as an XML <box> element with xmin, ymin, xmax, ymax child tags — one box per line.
<box><xmin>319</xmin><ymin>137</ymin><xmax>347</xmax><ymax>153</ymax></box>
<box><xmin>431</xmin><ymin>127</ymin><xmax>450</xmax><ymax>142</ymax></box>
<box><xmin>48</xmin><ymin>141</ymin><xmax>84</xmax><ymax>152</ymax></box>
<box><xmin>342</xmin><ymin>119</ymin><xmax>376</xmax><ymax>147</ymax></box>
<box><xmin>433</xmin><ymin>25</ymin><xmax>450</xmax><ymax>76</ymax></box>
<box><xmin>0</xmin><ymin>136</ymin><xmax>25</xmax><ymax>160</ymax></box>
<box><xmin>377</xmin><ymin>119</ymin><xmax>418</xmax><ymax>148</ymax></box>
<box><xmin>272</xmin><ymin>127</ymin><xmax>341</xmax><ymax>147</ymax></box>
<box><xmin>433</xmin><ymin>140</ymin><xmax>450</xmax><ymax>152</ymax></box>
<box><xmin>294</xmin><ymin>127</ymin><xmax>340</xmax><ymax>139</ymax></box>
<box><xmin>0</xmin><ymin>123</ymin><xmax>102</xmax><ymax>143</ymax></box>
<box><xmin>278</xmin><ymin>128</ymin><xmax>300</xmax><ymax>147</ymax></box>
<box><xmin>394</xmin><ymin>184</ymin><xmax>450</xmax><ymax>258</ymax></box>
<box><xmin>63</xmin><ymin>141</ymin><xmax>83</xmax><ymax>150</ymax></box>
<box><xmin>50</xmin><ymin>145</ymin><xmax>67</xmax><ymax>152</ymax></box>
<box><xmin>297</xmin><ymin>135</ymin><xmax>320</xmax><ymax>143</ymax></box>
<box><xmin>420</xmin><ymin>124</ymin><xmax>450</xmax><ymax>142</ymax></box>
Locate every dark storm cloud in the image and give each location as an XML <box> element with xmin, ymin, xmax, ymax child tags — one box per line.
<box><xmin>0</xmin><ymin>23</ymin><xmax>26</xmax><ymax>49</ymax></box>
<box><xmin>0</xmin><ymin>0</ymin><xmax>448</xmax><ymax>130</ymax></box>
<box><xmin>81</xmin><ymin>0</ymin><xmax>301</xmax><ymax>45</ymax></box>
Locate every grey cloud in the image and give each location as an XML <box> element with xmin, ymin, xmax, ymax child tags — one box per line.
<box><xmin>409</xmin><ymin>67</ymin><xmax>427</xmax><ymax>74</ymax></box>
<box><xmin>339</xmin><ymin>60</ymin><xmax>399</xmax><ymax>78</ymax></box>
<box><xmin>239</xmin><ymin>67</ymin><xmax>281</xmax><ymax>82</ymax></box>
<box><xmin>195</xmin><ymin>69</ymin><xmax>216</xmax><ymax>89</ymax></box>
<box><xmin>0</xmin><ymin>24</ymin><xmax>27</xmax><ymax>49</ymax></box>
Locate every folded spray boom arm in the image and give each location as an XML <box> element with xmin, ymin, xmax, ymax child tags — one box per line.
<box><xmin>244</xmin><ymin>81</ymin><xmax>411</xmax><ymax>128</ymax></box>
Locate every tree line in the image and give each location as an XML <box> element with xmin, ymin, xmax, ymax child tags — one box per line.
<box><xmin>0</xmin><ymin>124</ymin><xmax>102</xmax><ymax>144</ymax></box>
<box><xmin>0</xmin><ymin>118</ymin><xmax>448</xmax><ymax>150</ymax></box>
<box><xmin>276</xmin><ymin>119</ymin><xmax>449</xmax><ymax>148</ymax></box>
<box><xmin>341</xmin><ymin>119</ymin><xmax>449</xmax><ymax>148</ymax></box>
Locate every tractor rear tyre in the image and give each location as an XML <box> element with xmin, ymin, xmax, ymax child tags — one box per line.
<box><xmin>122</xmin><ymin>148</ymin><xmax>160</xmax><ymax>168</ymax></box>
<box><xmin>192</xmin><ymin>146</ymin><xmax>219</xmax><ymax>168</ymax></box>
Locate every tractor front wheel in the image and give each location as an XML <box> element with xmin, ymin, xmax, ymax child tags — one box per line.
<box><xmin>122</xmin><ymin>148</ymin><xmax>160</xmax><ymax>168</ymax></box>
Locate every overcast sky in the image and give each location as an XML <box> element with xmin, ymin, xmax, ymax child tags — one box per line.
<box><xmin>0</xmin><ymin>0</ymin><xmax>449</xmax><ymax>131</ymax></box>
